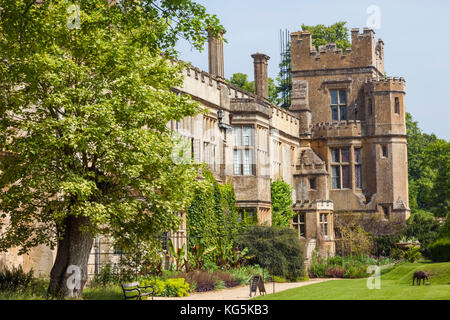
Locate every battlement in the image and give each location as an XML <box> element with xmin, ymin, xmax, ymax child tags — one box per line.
<box><xmin>365</xmin><ymin>77</ymin><xmax>406</xmax><ymax>92</ymax></box>
<box><xmin>291</xmin><ymin>28</ymin><xmax>384</xmax><ymax>74</ymax></box>
<box><xmin>294</xmin><ymin>199</ymin><xmax>334</xmax><ymax>211</ymax></box>
<box><xmin>312</xmin><ymin>120</ymin><xmax>362</xmax><ymax>139</ymax></box>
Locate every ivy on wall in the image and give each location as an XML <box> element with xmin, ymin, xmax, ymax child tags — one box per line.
<box><xmin>186</xmin><ymin>168</ymin><xmax>244</xmax><ymax>252</ymax></box>
<box><xmin>271</xmin><ymin>178</ymin><xmax>295</xmax><ymax>228</ymax></box>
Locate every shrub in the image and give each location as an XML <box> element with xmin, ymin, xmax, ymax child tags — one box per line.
<box><xmin>404</xmin><ymin>210</ymin><xmax>441</xmax><ymax>256</ymax></box>
<box><xmin>140</xmin><ymin>277</ymin><xmax>190</xmax><ymax>297</ymax></box>
<box><xmin>343</xmin><ymin>265</ymin><xmax>368</xmax><ymax>279</ymax></box>
<box><xmin>214</xmin><ymin>280</ymin><xmax>226</xmax><ymax>290</ymax></box>
<box><xmin>428</xmin><ymin>238</ymin><xmax>450</xmax><ymax>262</ymax></box>
<box><xmin>214</xmin><ymin>271</ymin><xmax>239</xmax><ymax>288</ymax></box>
<box><xmin>438</xmin><ymin>217</ymin><xmax>450</xmax><ymax>239</ymax></box>
<box><xmin>90</xmin><ymin>263</ymin><xmax>119</xmax><ymax>287</ymax></box>
<box><xmin>405</xmin><ymin>246</ymin><xmax>422</xmax><ymax>263</ymax></box>
<box><xmin>164</xmin><ymin>278</ymin><xmax>190</xmax><ymax>297</ymax></box>
<box><xmin>373</xmin><ymin>235</ymin><xmax>399</xmax><ymax>257</ymax></box>
<box><xmin>272</xmin><ymin>275</ymin><xmax>288</xmax><ymax>283</ymax></box>
<box><xmin>325</xmin><ymin>266</ymin><xmax>346</xmax><ymax>278</ymax></box>
<box><xmin>0</xmin><ymin>266</ymin><xmax>34</xmax><ymax>292</ymax></box>
<box><xmin>308</xmin><ymin>254</ymin><xmax>391</xmax><ymax>279</ymax></box>
<box><xmin>389</xmin><ymin>248</ymin><xmax>405</xmax><ymax>260</ymax></box>
<box><xmin>334</xmin><ymin>213</ymin><xmax>374</xmax><ymax>256</ymax></box>
<box><xmin>236</xmin><ymin>226</ymin><xmax>304</xmax><ymax>281</ymax></box>
<box><xmin>172</xmin><ymin>271</ymin><xmax>217</xmax><ymax>293</ymax></box>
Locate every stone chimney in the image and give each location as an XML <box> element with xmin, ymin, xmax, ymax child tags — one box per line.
<box><xmin>251</xmin><ymin>53</ymin><xmax>270</xmax><ymax>100</ymax></box>
<box><xmin>208</xmin><ymin>29</ymin><xmax>225</xmax><ymax>78</ymax></box>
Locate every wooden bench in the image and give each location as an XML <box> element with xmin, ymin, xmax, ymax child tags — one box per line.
<box><xmin>121</xmin><ymin>281</ymin><xmax>154</xmax><ymax>300</ymax></box>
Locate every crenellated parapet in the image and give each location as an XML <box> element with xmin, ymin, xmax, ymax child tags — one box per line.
<box><xmin>291</xmin><ymin>28</ymin><xmax>384</xmax><ymax>75</ymax></box>
<box><xmin>365</xmin><ymin>77</ymin><xmax>406</xmax><ymax>93</ymax></box>
<box><xmin>312</xmin><ymin>120</ymin><xmax>362</xmax><ymax>139</ymax></box>
<box><xmin>294</xmin><ymin>199</ymin><xmax>334</xmax><ymax>211</ymax></box>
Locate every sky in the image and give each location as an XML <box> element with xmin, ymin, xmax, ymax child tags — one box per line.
<box><xmin>175</xmin><ymin>0</ymin><xmax>450</xmax><ymax>140</ymax></box>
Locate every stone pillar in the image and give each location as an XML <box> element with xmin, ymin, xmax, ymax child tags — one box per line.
<box><xmin>251</xmin><ymin>52</ymin><xmax>270</xmax><ymax>100</ymax></box>
<box><xmin>208</xmin><ymin>29</ymin><xmax>225</xmax><ymax>78</ymax></box>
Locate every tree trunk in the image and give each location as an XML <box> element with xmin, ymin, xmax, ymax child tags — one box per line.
<box><xmin>48</xmin><ymin>215</ymin><xmax>94</xmax><ymax>298</ymax></box>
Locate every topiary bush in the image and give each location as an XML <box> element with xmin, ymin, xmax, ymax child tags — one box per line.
<box><xmin>428</xmin><ymin>238</ymin><xmax>450</xmax><ymax>262</ymax></box>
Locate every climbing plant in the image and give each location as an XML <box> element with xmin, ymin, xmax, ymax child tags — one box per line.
<box><xmin>186</xmin><ymin>168</ymin><xmax>244</xmax><ymax>268</ymax></box>
<box><xmin>271</xmin><ymin>178</ymin><xmax>295</xmax><ymax>228</ymax></box>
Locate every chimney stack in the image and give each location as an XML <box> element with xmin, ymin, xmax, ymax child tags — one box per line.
<box><xmin>208</xmin><ymin>29</ymin><xmax>225</xmax><ymax>78</ymax></box>
<box><xmin>251</xmin><ymin>53</ymin><xmax>270</xmax><ymax>100</ymax></box>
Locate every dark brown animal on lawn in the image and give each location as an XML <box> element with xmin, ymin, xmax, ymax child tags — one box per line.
<box><xmin>412</xmin><ymin>271</ymin><xmax>430</xmax><ymax>286</ymax></box>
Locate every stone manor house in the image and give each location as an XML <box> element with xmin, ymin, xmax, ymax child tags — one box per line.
<box><xmin>0</xmin><ymin>27</ymin><xmax>409</xmax><ymax>275</ymax></box>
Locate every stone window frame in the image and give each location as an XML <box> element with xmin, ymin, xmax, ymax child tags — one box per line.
<box><xmin>292</xmin><ymin>212</ymin><xmax>306</xmax><ymax>238</ymax></box>
<box><xmin>368</xmin><ymin>98</ymin><xmax>373</xmax><ymax>116</ymax></box>
<box><xmin>330</xmin><ymin>89</ymin><xmax>348</xmax><ymax>121</ymax></box>
<box><xmin>330</xmin><ymin>147</ymin><xmax>352</xmax><ymax>190</ymax></box>
<box><xmin>232</xmin><ymin>125</ymin><xmax>256</xmax><ymax>176</ymax></box>
<box><xmin>380</xmin><ymin>205</ymin><xmax>391</xmax><ymax>220</ymax></box>
<box><xmin>319</xmin><ymin>213</ymin><xmax>330</xmax><ymax>237</ymax></box>
<box><xmin>354</xmin><ymin>147</ymin><xmax>362</xmax><ymax>189</ymax></box>
<box><xmin>394</xmin><ymin>97</ymin><xmax>400</xmax><ymax>114</ymax></box>
<box><xmin>381</xmin><ymin>145</ymin><xmax>388</xmax><ymax>158</ymax></box>
<box><xmin>309</xmin><ymin>177</ymin><xmax>317</xmax><ymax>190</ymax></box>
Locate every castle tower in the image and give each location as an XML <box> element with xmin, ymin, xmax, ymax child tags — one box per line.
<box><xmin>289</xmin><ymin>27</ymin><xmax>408</xmax><ymax>223</ymax></box>
<box><xmin>364</xmin><ymin>78</ymin><xmax>409</xmax><ymax>220</ymax></box>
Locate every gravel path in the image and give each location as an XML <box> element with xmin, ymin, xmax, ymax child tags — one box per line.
<box><xmin>152</xmin><ymin>278</ymin><xmax>338</xmax><ymax>300</ymax></box>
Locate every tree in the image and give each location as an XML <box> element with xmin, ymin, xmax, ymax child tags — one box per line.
<box><xmin>406</xmin><ymin>112</ymin><xmax>449</xmax><ymax>217</ymax></box>
<box><xmin>228</xmin><ymin>73</ymin><xmax>281</xmax><ymax>106</ymax></box>
<box><xmin>301</xmin><ymin>22</ymin><xmax>351</xmax><ymax>51</ymax></box>
<box><xmin>270</xmin><ymin>178</ymin><xmax>295</xmax><ymax>228</ymax></box>
<box><xmin>236</xmin><ymin>226</ymin><xmax>304</xmax><ymax>281</ymax></box>
<box><xmin>405</xmin><ymin>210</ymin><xmax>441</xmax><ymax>256</ymax></box>
<box><xmin>0</xmin><ymin>0</ymin><xmax>222</xmax><ymax>297</ymax></box>
<box><xmin>276</xmin><ymin>22</ymin><xmax>351</xmax><ymax>109</ymax></box>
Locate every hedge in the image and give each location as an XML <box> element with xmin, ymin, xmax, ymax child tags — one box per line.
<box><xmin>428</xmin><ymin>238</ymin><xmax>450</xmax><ymax>262</ymax></box>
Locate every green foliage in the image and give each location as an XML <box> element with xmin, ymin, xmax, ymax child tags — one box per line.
<box><xmin>405</xmin><ymin>210</ymin><xmax>441</xmax><ymax>256</ymax></box>
<box><xmin>389</xmin><ymin>248</ymin><xmax>406</xmax><ymax>261</ymax></box>
<box><xmin>90</xmin><ymin>263</ymin><xmax>118</xmax><ymax>287</ymax></box>
<box><xmin>0</xmin><ymin>0</ymin><xmax>223</xmax><ymax>274</ymax></box>
<box><xmin>270</xmin><ymin>178</ymin><xmax>295</xmax><ymax>228</ymax></box>
<box><xmin>167</xmin><ymin>239</ymin><xmax>187</xmax><ymax>272</ymax></box>
<box><xmin>438</xmin><ymin>216</ymin><xmax>450</xmax><ymax>239</ymax></box>
<box><xmin>228</xmin><ymin>73</ymin><xmax>255</xmax><ymax>93</ymax></box>
<box><xmin>334</xmin><ymin>212</ymin><xmax>374</xmax><ymax>256</ymax></box>
<box><xmin>373</xmin><ymin>235</ymin><xmax>400</xmax><ymax>257</ymax></box>
<box><xmin>301</xmin><ymin>22</ymin><xmax>351</xmax><ymax>51</ymax></box>
<box><xmin>406</xmin><ymin>113</ymin><xmax>449</xmax><ymax>217</ymax></box>
<box><xmin>228</xmin><ymin>73</ymin><xmax>281</xmax><ymax>105</ymax></box>
<box><xmin>0</xmin><ymin>266</ymin><xmax>34</xmax><ymax>292</ymax></box>
<box><xmin>236</xmin><ymin>226</ymin><xmax>304</xmax><ymax>281</ymax></box>
<box><xmin>140</xmin><ymin>277</ymin><xmax>190</xmax><ymax>297</ymax></box>
<box><xmin>186</xmin><ymin>168</ymin><xmax>245</xmax><ymax>269</ymax></box>
<box><xmin>308</xmin><ymin>253</ymin><xmax>394</xmax><ymax>279</ymax></box>
<box><xmin>404</xmin><ymin>247</ymin><xmax>422</xmax><ymax>263</ymax></box>
<box><xmin>255</xmin><ymin>262</ymin><xmax>450</xmax><ymax>300</ymax></box>
<box><xmin>428</xmin><ymin>238</ymin><xmax>450</xmax><ymax>262</ymax></box>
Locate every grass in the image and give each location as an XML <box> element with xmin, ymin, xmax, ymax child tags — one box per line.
<box><xmin>253</xmin><ymin>261</ymin><xmax>450</xmax><ymax>300</ymax></box>
<box><xmin>82</xmin><ymin>285</ymin><xmax>124</xmax><ymax>300</ymax></box>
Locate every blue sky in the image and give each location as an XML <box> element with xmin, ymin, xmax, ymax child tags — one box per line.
<box><xmin>175</xmin><ymin>0</ymin><xmax>450</xmax><ymax>140</ymax></box>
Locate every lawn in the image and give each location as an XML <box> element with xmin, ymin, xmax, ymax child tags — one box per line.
<box><xmin>253</xmin><ymin>261</ymin><xmax>450</xmax><ymax>300</ymax></box>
